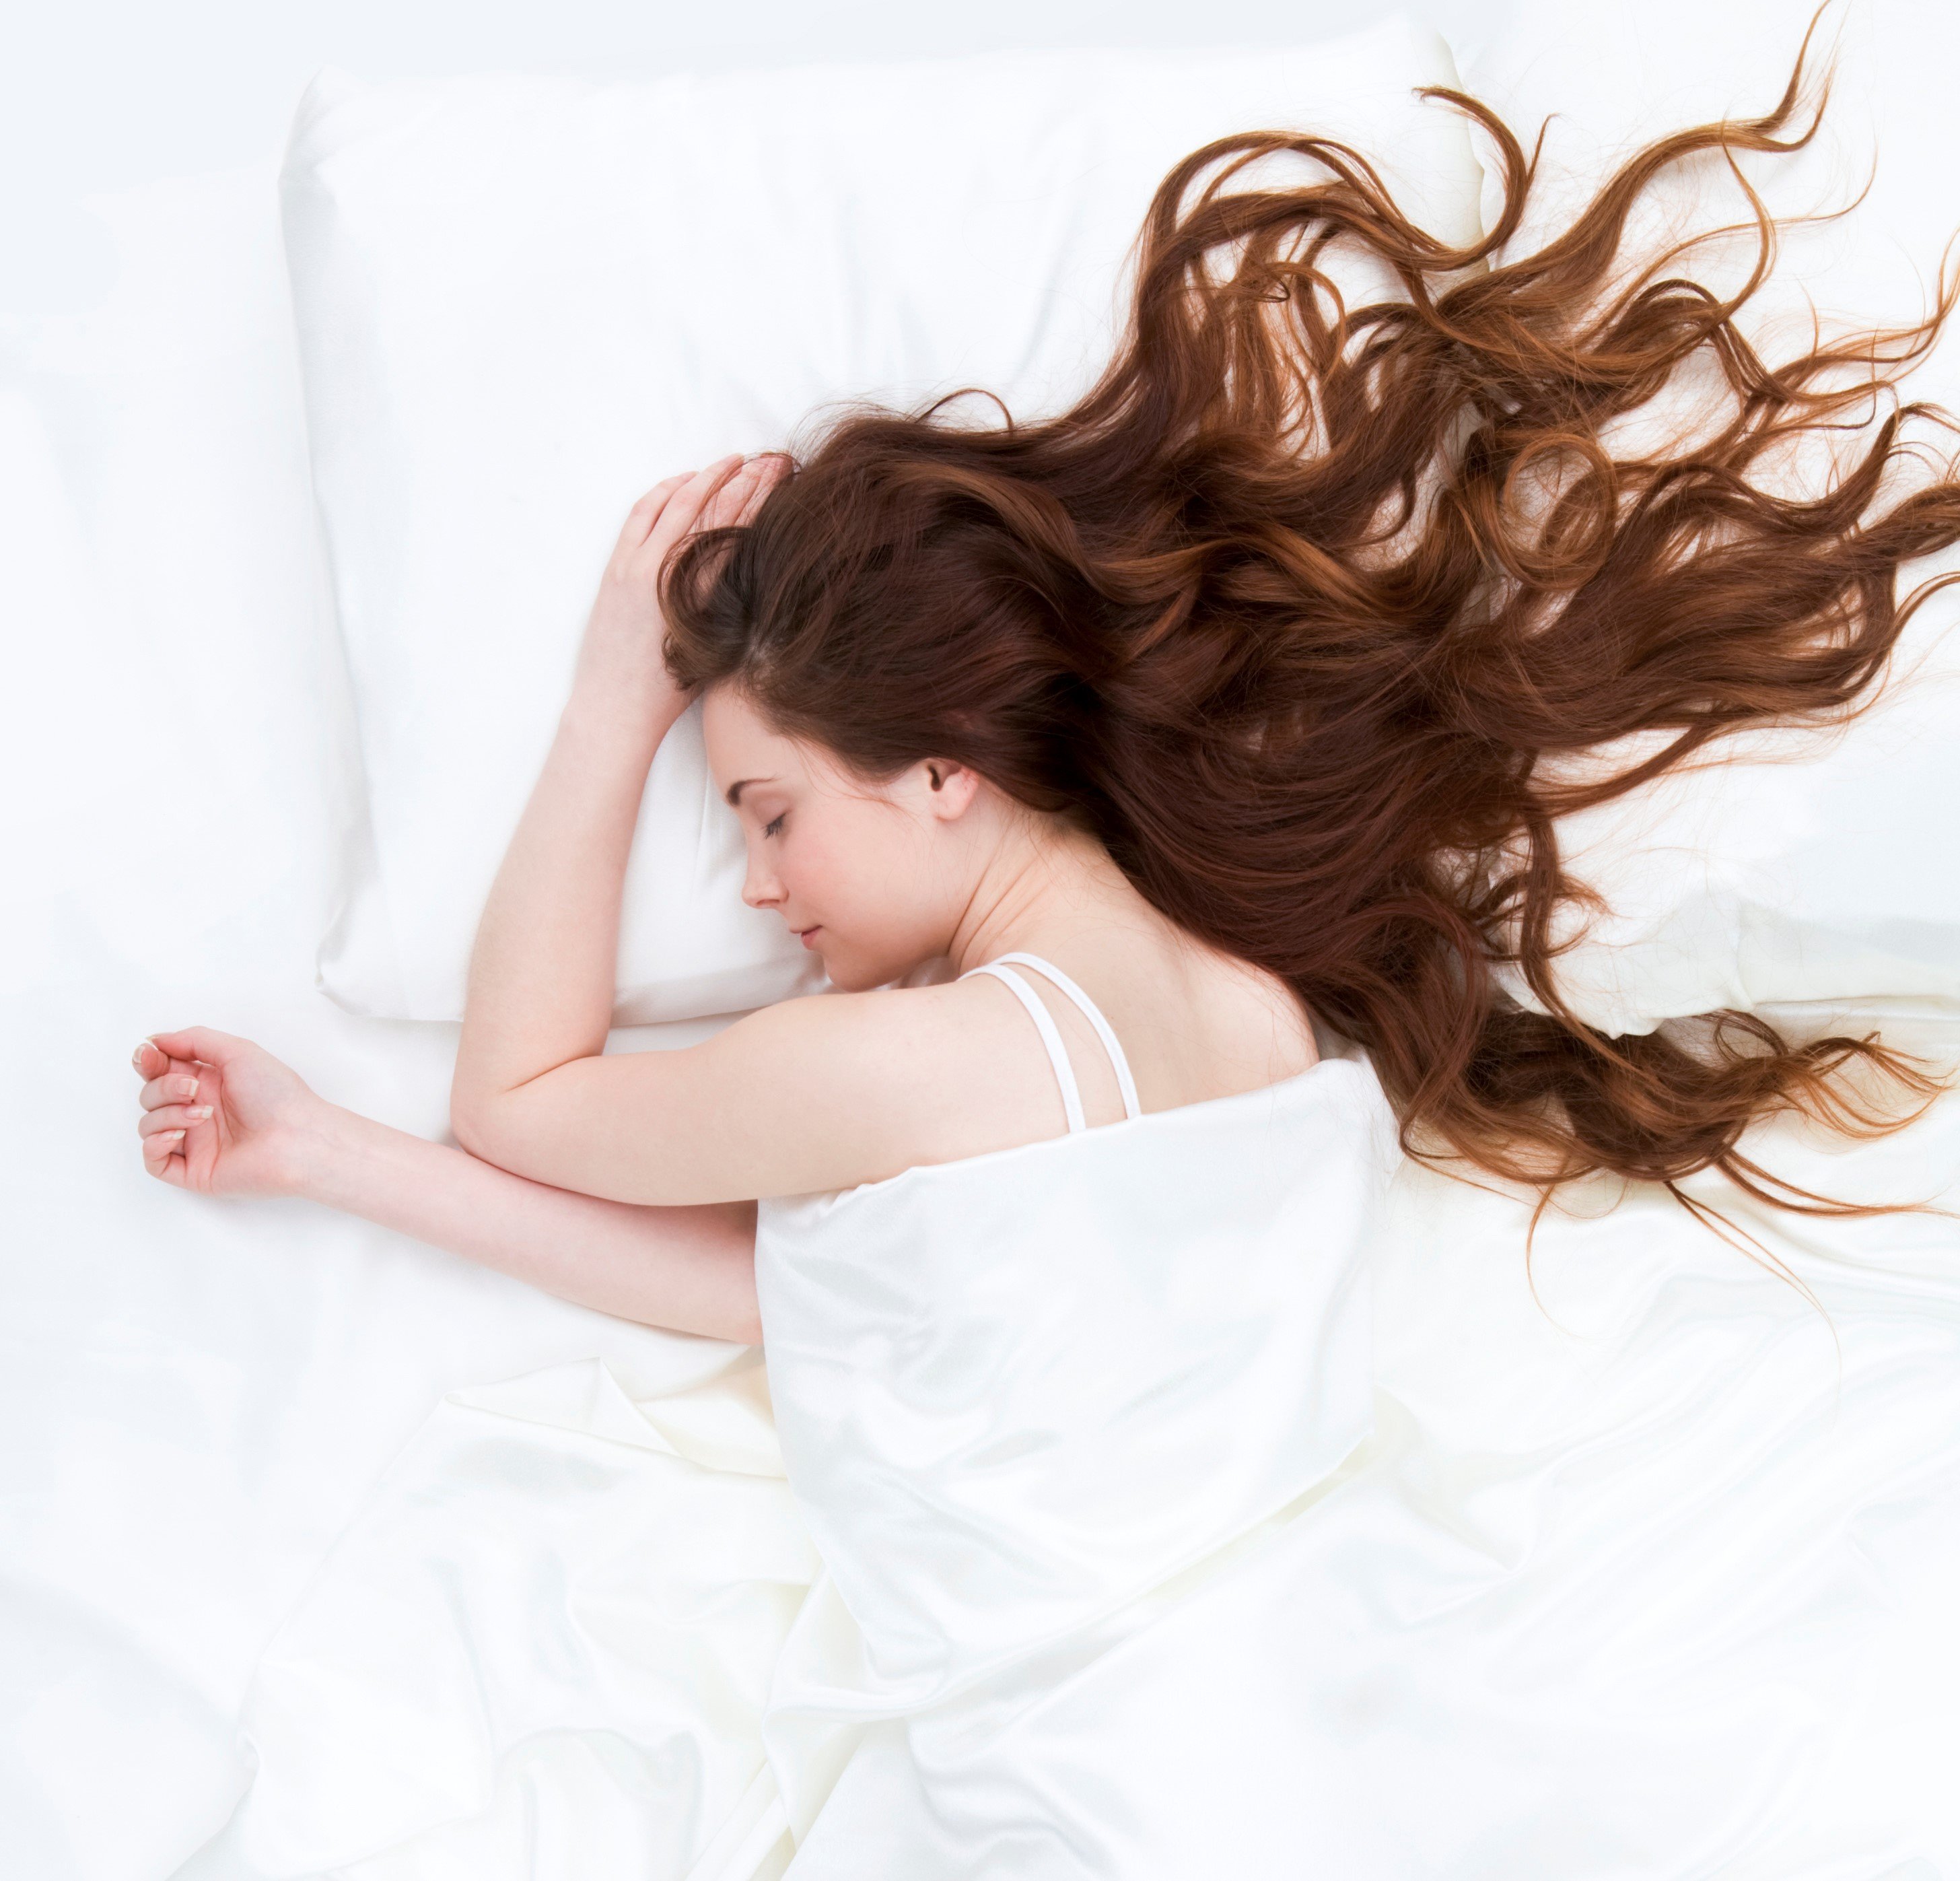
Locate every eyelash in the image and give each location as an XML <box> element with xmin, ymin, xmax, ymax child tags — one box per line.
<box><xmin>763</xmin><ymin>813</ymin><xmax>785</xmax><ymax>838</ymax></box>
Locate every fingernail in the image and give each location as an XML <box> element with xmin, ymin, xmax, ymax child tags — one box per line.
<box><xmin>162</xmin><ymin>1129</ymin><xmax>185</xmax><ymax>1142</ymax></box>
<box><xmin>174</xmin><ymin>1076</ymin><xmax>199</xmax><ymax>1100</ymax></box>
<box><xmin>186</xmin><ymin>1105</ymin><xmax>213</xmax><ymax>1122</ymax></box>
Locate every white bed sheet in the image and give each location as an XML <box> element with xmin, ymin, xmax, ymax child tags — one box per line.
<box><xmin>0</xmin><ymin>166</ymin><xmax>750</xmax><ymax>1878</ymax></box>
<box><xmin>11</xmin><ymin>3</ymin><xmax>1960</xmax><ymax>1876</ymax></box>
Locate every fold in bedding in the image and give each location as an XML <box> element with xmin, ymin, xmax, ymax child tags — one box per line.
<box><xmin>178</xmin><ymin>1037</ymin><xmax>1960</xmax><ymax>1876</ymax></box>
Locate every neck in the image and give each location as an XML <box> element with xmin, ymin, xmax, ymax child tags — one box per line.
<box><xmin>943</xmin><ymin>808</ymin><xmax>1164</xmax><ymax>976</ymax></box>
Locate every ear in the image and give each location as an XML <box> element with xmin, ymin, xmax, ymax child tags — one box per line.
<box><xmin>921</xmin><ymin>759</ymin><xmax>982</xmax><ymax>820</ymax></box>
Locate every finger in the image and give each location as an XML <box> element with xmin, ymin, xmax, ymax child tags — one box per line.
<box><xmin>698</xmin><ymin>458</ymin><xmax>768</xmax><ymax>533</ymax></box>
<box><xmin>647</xmin><ymin>454</ymin><xmax>746</xmax><ymax>553</ymax></box>
<box><xmin>617</xmin><ymin>475</ymin><xmax>691</xmax><ymax>552</ymax></box>
<box><xmin>734</xmin><ymin>452</ymin><xmax>792</xmax><ymax>523</ymax></box>
<box><xmin>140</xmin><ymin>1071</ymin><xmax>203</xmax><ymax>1111</ymax></box>
<box><xmin>133</xmin><ymin>1037</ymin><xmax>199</xmax><ymax>1082</ymax></box>
<box><xmin>140</xmin><ymin>1103</ymin><xmax>213</xmax><ymax>1138</ymax></box>
<box><xmin>142</xmin><ymin>1128</ymin><xmax>188</xmax><ymax>1182</ymax></box>
<box><xmin>146</xmin><ymin>1025</ymin><xmax>246</xmax><ymax>1068</ymax></box>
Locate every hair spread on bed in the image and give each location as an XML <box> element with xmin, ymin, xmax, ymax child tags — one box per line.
<box><xmin>664</xmin><ymin>8</ymin><xmax>1957</xmax><ymax>1223</ymax></box>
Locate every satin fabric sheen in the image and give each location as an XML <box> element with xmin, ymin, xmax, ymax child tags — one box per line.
<box><xmin>176</xmin><ymin>1045</ymin><xmax>1392</xmax><ymax>1877</ymax></box>
<box><xmin>752</xmin><ymin>1051</ymin><xmax>1389</xmax><ymax>1870</ymax></box>
<box><xmin>176</xmin><ymin>1028</ymin><xmax>1960</xmax><ymax>1876</ymax></box>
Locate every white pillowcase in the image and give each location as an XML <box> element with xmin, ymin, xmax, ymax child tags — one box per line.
<box><xmin>281</xmin><ymin>22</ymin><xmax>1486</xmax><ymax>1023</ymax></box>
<box><xmin>1461</xmin><ymin>0</ymin><xmax>1960</xmax><ymax>1034</ymax></box>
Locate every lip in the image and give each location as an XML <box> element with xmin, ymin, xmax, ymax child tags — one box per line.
<box><xmin>795</xmin><ymin>926</ymin><xmax>822</xmax><ymax>949</ymax></box>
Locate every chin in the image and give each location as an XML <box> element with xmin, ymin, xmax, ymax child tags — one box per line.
<box><xmin>821</xmin><ymin>957</ymin><xmax>881</xmax><ymax>993</ymax></box>
<box><xmin>820</xmin><ymin>946</ymin><xmax>911</xmax><ymax>994</ymax></box>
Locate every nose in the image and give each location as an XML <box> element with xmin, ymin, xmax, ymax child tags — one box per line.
<box><xmin>742</xmin><ymin>855</ymin><xmax>782</xmax><ymax>912</ymax></box>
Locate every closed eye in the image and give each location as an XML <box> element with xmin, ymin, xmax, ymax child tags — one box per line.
<box><xmin>764</xmin><ymin>813</ymin><xmax>785</xmax><ymax>838</ymax></box>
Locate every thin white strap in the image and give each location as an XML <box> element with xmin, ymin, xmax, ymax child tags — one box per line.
<box><xmin>989</xmin><ymin>952</ymin><xmax>1144</xmax><ymax>1121</ymax></box>
<box><xmin>967</xmin><ymin>962</ymin><xmax>1086</xmax><ymax>1133</ymax></box>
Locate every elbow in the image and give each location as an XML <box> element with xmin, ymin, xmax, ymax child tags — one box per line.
<box><xmin>449</xmin><ymin>1086</ymin><xmax>509</xmax><ymax>1165</ymax></box>
<box><xmin>450</xmin><ymin>1108</ymin><xmax>487</xmax><ymax>1161</ymax></box>
<box><xmin>450</xmin><ymin>1043</ymin><xmax>525</xmax><ymax>1162</ymax></box>
<box><xmin>451</xmin><ymin>1059</ymin><xmax>586</xmax><ymax>1173</ymax></box>
<box><xmin>449</xmin><ymin>1063</ymin><xmax>483</xmax><ymax>1155</ymax></box>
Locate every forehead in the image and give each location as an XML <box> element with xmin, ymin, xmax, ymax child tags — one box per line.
<box><xmin>700</xmin><ymin>684</ymin><xmax>877</xmax><ymax>804</ymax></box>
<box><xmin>700</xmin><ymin>685</ymin><xmax>786</xmax><ymax>765</ymax></box>
<box><xmin>700</xmin><ymin>684</ymin><xmax>825</xmax><ymax>794</ymax></box>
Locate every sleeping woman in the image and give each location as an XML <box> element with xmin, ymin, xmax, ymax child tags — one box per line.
<box><xmin>133</xmin><ymin>39</ymin><xmax>1957</xmax><ymax>1350</ymax></box>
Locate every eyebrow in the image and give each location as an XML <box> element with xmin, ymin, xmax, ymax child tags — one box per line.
<box><xmin>724</xmin><ymin>776</ymin><xmax>777</xmax><ymax>807</ymax></box>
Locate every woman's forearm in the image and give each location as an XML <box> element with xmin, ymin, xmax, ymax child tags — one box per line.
<box><xmin>300</xmin><ymin>1102</ymin><xmax>761</xmax><ymax>1344</ymax></box>
<box><xmin>452</xmin><ymin>691</ymin><xmax>670</xmax><ymax>1134</ymax></box>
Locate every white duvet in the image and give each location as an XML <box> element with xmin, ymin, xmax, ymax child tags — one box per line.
<box><xmin>170</xmin><ymin>1027</ymin><xmax>1960</xmax><ymax>1878</ymax></box>
<box><xmin>188</xmin><ymin>1045</ymin><xmax>1392</xmax><ymax>1878</ymax></box>
<box><xmin>11</xmin><ymin>8</ymin><xmax>1960</xmax><ymax>1879</ymax></box>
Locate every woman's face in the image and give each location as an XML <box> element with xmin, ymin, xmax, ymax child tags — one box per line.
<box><xmin>700</xmin><ymin>684</ymin><xmax>987</xmax><ymax>992</ymax></box>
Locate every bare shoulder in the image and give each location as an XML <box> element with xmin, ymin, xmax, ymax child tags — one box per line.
<box><xmin>706</xmin><ymin>973</ymin><xmax>989</xmax><ymax>1076</ymax></box>
<box><xmin>688</xmin><ymin>971</ymin><xmax>1060</xmax><ymax>1194</ymax></box>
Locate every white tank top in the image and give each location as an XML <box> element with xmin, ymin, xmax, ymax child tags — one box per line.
<box><xmin>958</xmin><ymin>949</ymin><xmax>1145</xmax><ymax>1131</ymax></box>
<box><xmin>754</xmin><ymin>952</ymin><xmax>1395</xmax><ymax>1717</ymax></box>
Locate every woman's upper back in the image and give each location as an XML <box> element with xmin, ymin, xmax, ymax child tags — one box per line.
<box><xmin>753</xmin><ymin>949</ymin><xmax>1389</xmax><ymax>1695</ymax></box>
<box><xmin>839</xmin><ymin>928</ymin><xmax>1325</xmax><ymax>1198</ymax></box>
<box><xmin>948</xmin><ymin>932</ymin><xmax>1318</xmax><ymax>1127</ymax></box>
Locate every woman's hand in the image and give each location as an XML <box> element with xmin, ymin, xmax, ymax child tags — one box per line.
<box><xmin>133</xmin><ymin>1028</ymin><xmax>338</xmax><ymax>1200</ymax></box>
<box><xmin>571</xmin><ymin>452</ymin><xmax>791</xmax><ymax>732</ymax></box>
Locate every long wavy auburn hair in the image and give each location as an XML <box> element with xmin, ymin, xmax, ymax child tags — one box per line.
<box><xmin>665</xmin><ymin>18</ymin><xmax>1960</xmax><ymax>1221</ymax></box>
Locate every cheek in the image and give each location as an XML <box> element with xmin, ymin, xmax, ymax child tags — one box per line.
<box><xmin>763</xmin><ymin>821</ymin><xmax>843</xmax><ymax>915</ymax></box>
<box><xmin>788</xmin><ymin>829</ymin><xmax>864</xmax><ymax>915</ymax></box>
<box><xmin>800</xmin><ymin>807</ymin><xmax>932</xmax><ymax>925</ymax></box>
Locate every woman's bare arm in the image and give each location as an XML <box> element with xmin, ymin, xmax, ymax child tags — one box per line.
<box><xmin>450</xmin><ymin>456</ymin><xmax>773</xmax><ymax>1152</ymax></box>
<box><xmin>304</xmin><ymin>1108</ymin><xmax>759</xmax><ymax>1342</ymax></box>
<box><xmin>439</xmin><ymin>456</ymin><xmax>1060</xmax><ymax>1208</ymax></box>
<box><xmin>133</xmin><ymin>1030</ymin><xmax>759</xmax><ymax>1344</ymax></box>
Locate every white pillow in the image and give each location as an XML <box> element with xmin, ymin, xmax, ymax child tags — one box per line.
<box><xmin>1461</xmin><ymin>0</ymin><xmax>1960</xmax><ymax>1034</ymax></box>
<box><xmin>281</xmin><ymin>23</ymin><xmax>1487</xmax><ymax>1023</ymax></box>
